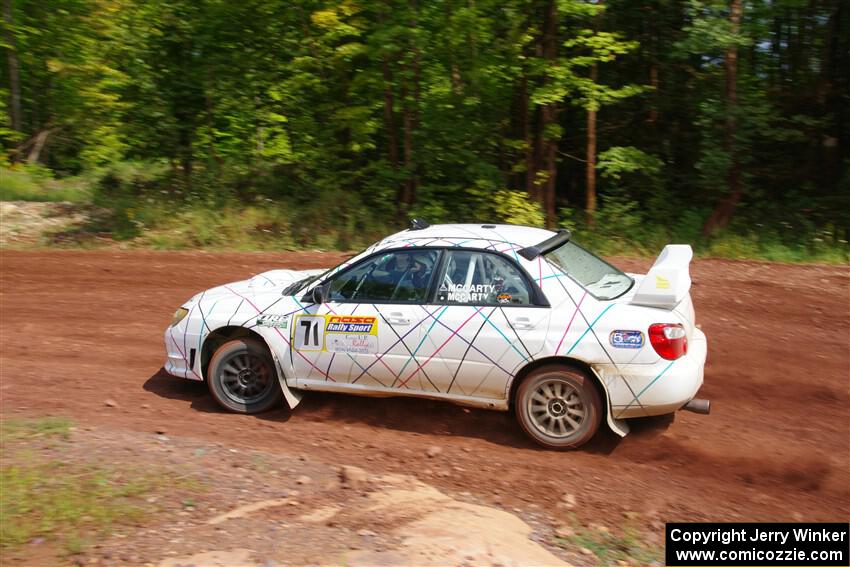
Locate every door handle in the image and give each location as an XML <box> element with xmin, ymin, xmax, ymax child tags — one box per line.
<box><xmin>511</xmin><ymin>317</ymin><xmax>535</xmax><ymax>330</ymax></box>
<box><xmin>387</xmin><ymin>312</ymin><xmax>411</xmax><ymax>325</ymax></box>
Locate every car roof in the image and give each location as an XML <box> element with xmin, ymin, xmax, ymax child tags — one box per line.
<box><xmin>377</xmin><ymin>224</ymin><xmax>556</xmax><ymax>252</ymax></box>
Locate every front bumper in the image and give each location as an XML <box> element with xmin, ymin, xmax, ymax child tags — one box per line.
<box><xmin>603</xmin><ymin>328</ymin><xmax>707</xmax><ymax>419</ymax></box>
<box><xmin>164</xmin><ymin>326</ymin><xmax>203</xmax><ymax>381</ymax></box>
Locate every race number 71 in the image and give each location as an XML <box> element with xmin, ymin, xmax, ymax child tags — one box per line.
<box><xmin>294</xmin><ymin>316</ymin><xmax>325</xmax><ymax>351</ymax></box>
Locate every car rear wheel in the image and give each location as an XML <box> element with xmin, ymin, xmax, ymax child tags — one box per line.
<box><xmin>515</xmin><ymin>366</ymin><xmax>602</xmax><ymax>449</ymax></box>
<box><xmin>207</xmin><ymin>338</ymin><xmax>282</xmax><ymax>414</ymax></box>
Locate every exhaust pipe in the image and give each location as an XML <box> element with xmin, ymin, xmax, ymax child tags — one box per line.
<box><xmin>682</xmin><ymin>398</ymin><xmax>711</xmax><ymax>415</ymax></box>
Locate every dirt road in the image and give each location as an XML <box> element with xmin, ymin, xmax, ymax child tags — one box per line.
<box><xmin>1</xmin><ymin>250</ymin><xmax>848</xmax><ymax>528</ymax></box>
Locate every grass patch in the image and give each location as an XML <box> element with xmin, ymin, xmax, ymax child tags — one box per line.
<box><xmin>1</xmin><ymin>416</ymin><xmax>73</xmax><ymax>442</ymax></box>
<box><xmin>560</xmin><ymin>198</ymin><xmax>849</xmax><ymax>264</ymax></box>
<box><xmin>80</xmin><ymin>198</ymin><xmax>388</xmax><ymax>252</ymax></box>
<box><xmin>0</xmin><ymin>417</ymin><xmax>193</xmax><ymax>557</ymax></box>
<box><xmin>554</xmin><ymin>517</ymin><xmax>662</xmax><ymax>566</ymax></box>
<box><xmin>700</xmin><ymin>232</ymin><xmax>849</xmax><ymax>264</ymax></box>
<box><xmin>0</xmin><ymin>165</ymin><xmax>91</xmax><ymax>203</ymax></box>
<box><xmin>4</xmin><ymin>162</ymin><xmax>847</xmax><ymax>264</ymax></box>
<box><xmin>0</xmin><ymin>461</ymin><xmax>159</xmax><ymax>554</ymax></box>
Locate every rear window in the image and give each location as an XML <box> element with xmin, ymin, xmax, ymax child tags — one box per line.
<box><xmin>544</xmin><ymin>241</ymin><xmax>633</xmax><ymax>300</ymax></box>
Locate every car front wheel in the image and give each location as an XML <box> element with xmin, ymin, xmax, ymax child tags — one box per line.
<box><xmin>207</xmin><ymin>338</ymin><xmax>282</xmax><ymax>414</ymax></box>
<box><xmin>515</xmin><ymin>366</ymin><xmax>602</xmax><ymax>449</ymax></box>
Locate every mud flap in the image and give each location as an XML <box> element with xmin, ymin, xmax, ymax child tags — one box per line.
<box><xmin>589</xmin><ymin>366</ymin><xmax>629</xmax><ymax>438</ymax></box>
<box><xmin>272</xmin><ymin>356</ymin><xmax>303</xmax><ymax>409</ymax></box>
<box><xmin>607</xmin><ymin>410</ymin><xmax>629</xmax><ymax>437</ymax></box>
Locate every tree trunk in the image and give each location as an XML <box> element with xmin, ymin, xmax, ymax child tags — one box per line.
<box><xmin>205</xmin><ymin>86</ymin><xmax>224</xmax><ymax>173</ymax></box>
<box><xmin>585</xmin><ymin>63</ymin><xmax>599</xmax><ymax>224</ymax></box>
<box><xmin>26</xmin><ymin>128</ymin><xmax>50</xmax><ymax>164</ymax></box>
<box><xmin>519</xmin><ymin>72</ymin><xmax>535</xmax><ymax>198</ymax></box>
<box><xmin>179</xmin><ymin>126</ymin><xmax>193</xmax><ymax>189</ymax></box>
<box><xmin>541</xmin><ymin>109</ymin><xmax>557</xmax><ymax>228</ymax></box>
<box><xmin>467</xmin><ymin>0</ymin><xmax>478</xmax><ymax>93</ymax></box>
<box><xmin>401</xmin><ymin>71</ymin><xmax>414</xmax><ymax>213</ymax></box>
<box><xmin>702</xmin><ymin>0</ymin><xmax>743</xmax><ymax>237</ymax></box>
<box><xmin>648</xmin><ymin>62</ymin><xmax>659</xmax><ymax>124</ymax></box>
<box><xmin>771</xmin><ymin>14</ymin><xmax>782</xmax><ymax>87</ymax></box>
<box><xmin>394</xmin><ymin>1</ymin><xmax>420</xmax><ymax>219</ymax></box>
<box><xmin>379</xmin><ymin>6</ymin><xmax>402</xmax><ymax>220</ymax></box>
<box><xmin>820</xmin><ymin>0</ymin><xmax>846</xmax><ymax>186</ymax></box>
<box><xmin>648</xmin><ymin>3</ymin><xmax>659</xmax><ymax>125</ymax></box>
<box><xmin>538</xmin><ymin>0</ymin><xmax>558</xmax><ymax>229</ymax></box>
<box><xmin>410</xmin><ymin>0</ymin><xmax>420</xmax><ymax>206</ymax></box>
<box><xmin>529</xmin><ymin>26</ymin><xmax>545</xmax><ymax>204</ymax></box>
<box><xmin>584</xmin><ymin>2</ymin><xmax>604</xmax><ymax>225</ymax></box>
<box><xmin>586</xmin><ymin>111</ymin><xmax>597</xmax><ymax>223</ymax></box>
<box><xmin>398</xmin><ymin>0</ymin><xmax>420</xmax><ymax>214</ymax></box>
<box><xmin>382</xmin><ymin>56</ymin><xmax>398</xmax><ymax>170</ymax></box>
<box><xmin>3</xmin><ymin>0</ymin><xmax>22</xmax><ymax>152</ymax></box>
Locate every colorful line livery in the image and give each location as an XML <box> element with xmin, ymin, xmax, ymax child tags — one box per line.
<box><xmin>164</xmin><ymin>222</ymin><xmax>709</xmax><ymax>449</ymax></box>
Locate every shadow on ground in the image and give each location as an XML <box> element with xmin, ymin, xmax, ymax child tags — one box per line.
<box><xmin>143</xmin><ymin>368</ymin><xmax>675</xmax><ymax>454</ymax></box>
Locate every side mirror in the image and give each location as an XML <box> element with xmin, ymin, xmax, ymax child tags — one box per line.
<box><xmin>311</xmin><ymin>283</ymin><xmax>328</xmax><ymax>305</ymax></box>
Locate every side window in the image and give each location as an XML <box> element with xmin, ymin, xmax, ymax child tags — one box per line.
<box><xmin>436</xmin><ymin>251</ymin><xmax>533</xmax><ymax>305</ymax></box>
<box><xmin>328</xmin><ymin>250</ymin><xmax>439</xmax><ymax>303</ymax></box>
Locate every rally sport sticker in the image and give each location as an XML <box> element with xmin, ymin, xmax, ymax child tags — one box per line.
<box><xmin>293</xmin><ymin>314</ymin><xmax>379</xmax><ymax>354</ymax></box>
<box><xmin>610</xmin><ymin>330</ymin><xmax>644</xmax><ymax>349</ymax></box>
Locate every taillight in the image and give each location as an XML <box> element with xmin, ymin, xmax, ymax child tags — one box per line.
<box><xmin>648</xmin><ymin>323</ymin><xmax>688</xmax><ymax>360</ymax></box>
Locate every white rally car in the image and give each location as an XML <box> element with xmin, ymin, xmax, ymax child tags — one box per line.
<box><xmin>164</xmin><ymin>221</ymin><xmax>708</xmax><ymax>449</ymax></box>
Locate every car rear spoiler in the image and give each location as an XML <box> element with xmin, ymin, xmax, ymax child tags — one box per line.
<box><xmin>630</xmin><ymin>244</ymin><xmax>693</xmax><ymax>309</ymax></box>
<box><xmin>518</xmin><ymin>229</ymin><xmax>571</xmax><ymax>260</ymax></box>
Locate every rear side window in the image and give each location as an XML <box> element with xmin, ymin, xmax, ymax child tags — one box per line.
<box><xmin>435</xmin><ymin>250</ymin><xmax>533</xmax><ymax>306</ymax></box>
<box><xmin>544</xmin><ymin>241</ymin><xmax>633</xmax><ymax>300</ymax></box>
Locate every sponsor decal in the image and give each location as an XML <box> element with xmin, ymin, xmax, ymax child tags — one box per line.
<box><xmin>293</xmin><ymin>314</ymin><xmax>379</xmax><ymax>353</ymax></box>
<box><xmin>610</xmin><ymin>330</ymin><xmax>644</xmax><ymax>349</ymax></box>
<box><xmin>440</xmin><ymin>283</ymin><xmax>496</xmax><ymax>302</ymax></box>
<box><xmin>655</xmin><ymin>275</ymin><xmax>671</xmax><ymax>290</ymax></box>
<box><xmin>327</xmin><ymin>334</ymin><xmax>378</xmax><ymax>355</ymax></box>
<box><xmin>257</xmin><ymin>314</ymin><xmax>289</xmax><ymax>328</ymax></box>
<box><xmin>326</xmin><ymin>315</ymin><xmax>377</xmax><ymax>335</ymax></box>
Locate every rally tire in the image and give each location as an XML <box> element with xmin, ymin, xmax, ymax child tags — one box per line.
<box><xmin>207</xmin><ymin>338</ymin><xmax>282</xmax><ymax>414</ymax></box>
<box><xmin>515</xmin><ymin>366</ymin><xmax>602</xmax><ymax>449</ymax></box>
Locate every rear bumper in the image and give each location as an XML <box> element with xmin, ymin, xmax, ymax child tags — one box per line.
<box><xmin>605</xmin><ymin>328</ymin><xmax>707</xmax><ymax>419</ymax></box>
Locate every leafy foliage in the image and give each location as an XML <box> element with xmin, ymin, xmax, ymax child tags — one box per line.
<box><xmin>596</xmin><ymin>146</ymin><xmax>663</xmax><ymax>182</ymax></box>
<box><xmin>0</xmin><ymin>0</ymin><xmax>846</xmax><ymax>259</ymax></box>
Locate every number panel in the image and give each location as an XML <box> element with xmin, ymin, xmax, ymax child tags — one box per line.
<box><xmin>293</xmin><ymin>315</ymin><xmax>325</xmax><ymax>351</ymax></box>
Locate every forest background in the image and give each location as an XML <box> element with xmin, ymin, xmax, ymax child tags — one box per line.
<box><xmin>1</xmin><ymin>0</ymin><xmax>847</xmax><ymax>262</ymax></box>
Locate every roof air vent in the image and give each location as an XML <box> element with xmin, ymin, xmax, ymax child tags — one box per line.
<box><xmin>409</xmin><ymin>218</ymin><xmax>430</xmax><ymax>230</ymax></box>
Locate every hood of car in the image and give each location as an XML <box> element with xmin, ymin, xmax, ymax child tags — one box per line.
<box><xmin>184</xmin><ymin>268</ymin><xmax>328</xmax><ymax>305</ymax></box>
<box><xmin>245</xmin><ymin>268</ymin><xmax>327</xmax><ymax>290</ymax></box>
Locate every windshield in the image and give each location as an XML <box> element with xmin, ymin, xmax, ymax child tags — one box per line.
<box><xmin>281</xmin><ymin>247</ymin><xmax>370</xmax><ymax>296</ymax></box>
<box><xmin>544</xmin><ymin>241</ymin><xmax>633</xmax><ymax>300</ymax></box>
